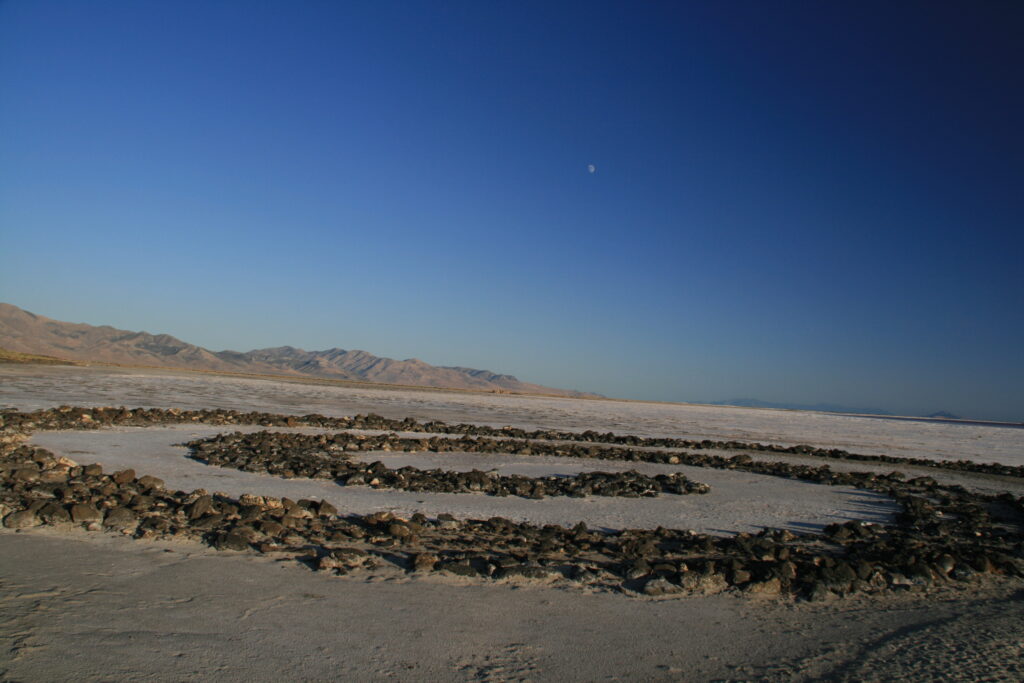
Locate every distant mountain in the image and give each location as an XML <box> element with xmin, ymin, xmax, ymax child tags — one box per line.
<box><xmin>707</xmin><ymin>398</ymin><xmax>894</xmax><ymax>416</ymax></box>
<box><xmin>0</xmin><ymin>303</ymin><xmax>599</xmax><ymax>397</ymax></box>
<box><xmin>925</xmin><ymin>410</ymin><xmax>961</xmax><ymax>420</ymax></box>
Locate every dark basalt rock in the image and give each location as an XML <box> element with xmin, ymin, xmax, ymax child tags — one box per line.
<box><xmin>182</xmin><ymin>431</ymin><xmax>711</xmax><ymax>500</ymax></box>
<box><xmin>70</xmin><ymin>503</ymin><xmax>102</xmax><ymax>524</ymax></box>
<box><xmin>217</xmin><ymin>529</ymin><xmax>255</xmax><ymax>551</ymax></box>
<box><xmin>38</xmin><ymin>501</ymin><xmax>72</xmax><ymax>524</ymax></box>
<box><xmin>3</xmin><ymin>509</ymin><xmax>40</xmax><ymax>529</ymax></box>
<box><xmin>137</xmin><ymin>475</ymin><xmax>164</xmax><ymax>491</ymax></box>
<box><xmin>642</xmin><ymin>575</ymin><xmax>683</xmax><ymax>596</ymax></box>
<box><xmin>103</xmin><ymin>507</ymin><xmax>138</xmax><ymax>531</ymax></box>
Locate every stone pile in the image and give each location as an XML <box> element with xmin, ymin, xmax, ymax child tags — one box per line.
<box><xmin>186</xmin><ymin>431</ymin><xmax>710</xmax><ymax>498</ymax></box>
<box><xmin>3</xmin><ymin>406</ymin><xmax>1022</xmax><ymax>478</ymax></box>
<box><xmin>2</xmin><ymin>407</ymin><xmax>1023</xmax><ymax>601</ymax></box>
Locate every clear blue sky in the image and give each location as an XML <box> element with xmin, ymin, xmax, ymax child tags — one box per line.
<box><xmin>2</xmin><ymin>1</ymin><xmax>1022</xmax><ymax>420</ymax></box>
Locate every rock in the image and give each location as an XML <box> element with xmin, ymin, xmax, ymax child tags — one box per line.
<box><xmin>387</xmin><ymin>523</ymin><xmax>412</xmax><ymax>539</ymax></box>
<box><xmin>130</xmin><ymin>495</ymin><xmax>156</xmax><ymax>512</ymax></box>
<box><xmin>260</xmin><ymin>520</ymin><xmax>284</xmax><ymax>536</ymax></box>
<box><xmin>731</xmin><ymin>569</ymin><xmax>752</xmax><ymax>585</ymax></box>
<box><xmin>678</xmin><ymin>568</ymin><xmax>728</xmax><ymax>595</ymax></box>
<box><xmin>643</xmin><ymin>575</ymin><xmax>683</xmax><ymax>596</ymax></box>
<box><xmin>806</xmin><ymin>582</ymin><xmax>834</xmax><ymax>601</ymax></box>
<box><xmin>38</xmin><ymin>502</ymin><xmax>72</xmax><ymax>524</ymax></box>
<box><xmin>11</xmin><ymin>468</ymin><xmax>40</xmax><ymax>483</ymax></box>
<box><xmin>187</xmin><ymin>495</ymin><xmax>216</xmax><ymax>520</ymax></box>
<box><xmin>38</xmin><ymin>469</ymin><xmax>69</xmax><ymax>483</ymax></box>
<box><xmin>778</xmin><ymin>561</ymin><xmax>798</xmax><ymax>580</ymax></box>
<box><xmin>235</xmin><ymin>525</ymin><xmax>263</xmax><ymax>541</ymax></box>
<box><xmin>934</xmin><ymin>554</ymin><xmax>956</xmax><ymax>575</ymax></box>
<box><xmin>440</xmin><ymin>561</ymin><xmax>477</xmax><ymax>577</ymax></box>
<box><xmin>137</xmin><ymin>475</ymin><xmax>164</xmax><ymax>491</ymax></box>
<box><xmin>906</xmin><ymin>562</ymin><xmax>934</xmax><ymax>584</ymax></box>
<box><xmin>70</xmin><ymin>504</ymin><xmax>103</xmax><ymax>524</ymax></box>
<box><xmin>436</xmin><ymin>514</ymin><xmax>460</xmax><ymax>529</ymax></box>
<box><xmin>888</xmin><ymin>572</ymin><xmax>913</xmax><ymax>587</ymax></box>
<box><xmin>82</xmin><ymin>464</ymin><xmax>103</xmax><ymax>477</ymax></box>
<box><xmin>112</xmin><ymin>469</ymin><xmax>136</xmax><ymax>484</ymax></box>
<box><xmin>855</xmin><ymin>561</ymin><xmax>875</xmax><ymax>581</ymax></box>
<box><xmin>822</xmin><ymin>562</ymin><xmax>858</xmax><ymax>590</ymax></box>
<box><xmin>192</xmin><ymin>514</ymin><xmax>226</xmax><ymax>530</ymax></box>
<box><xmin>318</xmin><ymin>555</ymin><xmax>344</xmax><ymax>571</ymax></box>
<box><xmin>4</xmin><ymin>510</ymin><xmax>40</xmax><ymax>529</ymax></box>
<box><xmin>500</xmin><ymin>565</ymin><xmax>559</xmax><ymax>581</ymax></box>
<box><xmin>284</xmin><ymin>506</ymin><xmax>314</xmax><ymax>520</ymax></box>
<box><xmin>626</xmin><ymin>559</ymin><xmax>652</xmax><ymax>580</ymax></box>
<box><xmin>746</xmin><ymin>577</ymin><xmax>782</xmax><ymax>596</ymax></box>
<box><xmin>217</xmin><ymin>530</ymin><xmax>253</xmax><ymax>551</ymax></box>
<box><xmin>319</xmin><ymin>548</ymin><xmax>372</xmax><ymax>572</ymax></box>
<box><xmin>103</xmin><ymin>507</ymin><xmax>138</xmax><ymax>531</ymax></box>
<box><xmin>412</xmin><ymin>553</ymin><xmax>439</xmax><ymax>571</ymax></box>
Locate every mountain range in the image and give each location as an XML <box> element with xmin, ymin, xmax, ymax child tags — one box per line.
<box><xmin>0</xmin><ymin>303</ymin><xmax>598</xmax><ymax>397</ymax></box>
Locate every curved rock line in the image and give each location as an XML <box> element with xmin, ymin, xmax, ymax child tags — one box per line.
<box><xmin>3</xmin><ymin>406</ymin><xmax>1022</xmax><ymax>478</ymax></box>
<box><xmin>182</xmin><ymin>429</ymin><xmax>1012</xmax><ymax>495</ymax></box>
<box><xmin>185</xmin><ymin>431</ymin><xmax>710</xmax><ymax>499</ymax></box>
<box><xmin>3</xmin><ymin>408</ymin><xmax>1021</xmax><ymax>601</ymax></box>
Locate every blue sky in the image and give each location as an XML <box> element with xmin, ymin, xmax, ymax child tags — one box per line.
<box><xmin>1</xmin><ymin>1</ymin><xmax>1022</xmax><ymax>420</ymax></box>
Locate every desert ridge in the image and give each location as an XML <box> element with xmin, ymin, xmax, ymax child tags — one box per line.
<box><xmin>0</xmin><ymin>303</ymin><xmax>599</xmax><ymax>397</ymax></box>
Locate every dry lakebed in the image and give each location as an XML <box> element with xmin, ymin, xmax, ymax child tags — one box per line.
<box><xmin>1</xmin><ymin>365</ymin><xmax>1023</xmax><ymax>681</ymax></box>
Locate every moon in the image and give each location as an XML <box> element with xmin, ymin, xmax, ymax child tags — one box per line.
<box><xmin>587</xmin><ymin>164</ymin><xmax>596</xmax><ymax>174</ymax></box>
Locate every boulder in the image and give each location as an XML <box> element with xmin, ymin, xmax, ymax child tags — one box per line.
<box><xmin>103</xmin><ymin>507</ymin><xmax>138</xmax><ymax>531</ymax></box>
<box><xmin>137</xmin><ymin>475</ymin><xmax>165</xmax><ymax>491</ymax></box>
<box><xmin>643</xmin><ymin>576</ymin><xmax>683</xmax><ymax>596</ymax></box>
<box><xmin>70</xmin><ymin>504</ymin><xmax>103</xmax><ymax>524</ymax></box>
<box><xmin>3</xmin><ymin>510</ymin><xmax>40</xmax><ymax>529</ymax></box>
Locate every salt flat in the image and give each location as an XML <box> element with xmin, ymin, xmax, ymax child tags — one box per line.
<box><xmin>2</xmin><ymin>364</ymin><xmax>1023</xmax><ymax>681</ymax></box>
<box><xmin>2</xmin><ymin>529</ymin><xmax>1022</xmax><ymax>682</ymax></box>
<box><xmin>29</xmin><ymin>425</ymin><xmax>897</xmax><ymax>535</ymax></box>
<box><xmin>3</xmin><ymin>365</ymin><xmax>1023</xmax><ymax>463</ymax></box>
